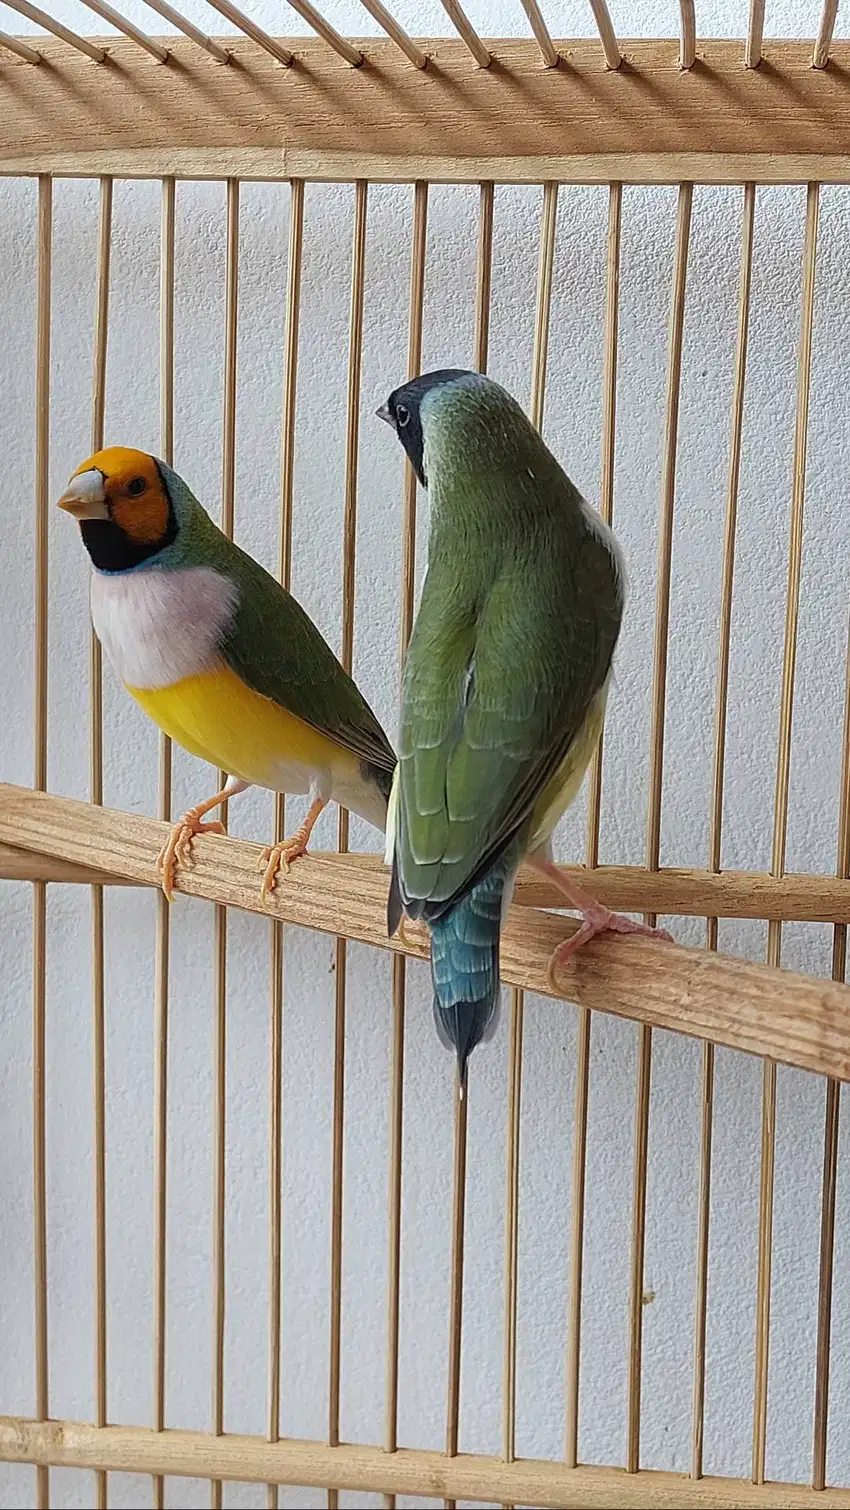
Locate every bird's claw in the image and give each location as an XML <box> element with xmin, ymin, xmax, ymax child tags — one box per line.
<box><xmin>156</xmin><ymin>813</ymin><xmax>226</xmax><ymax>901</ymax></box>
<box><xmin>258</xmin><ymin>832</ymin><xmax>310</xmax><ymax>906</ymax></box>
<box><xmin>547</xmin><ymin>908</ymin><xmax>674</xmax><ymax>991</ymax></box>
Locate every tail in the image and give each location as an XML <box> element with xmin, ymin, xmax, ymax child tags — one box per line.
<box><xmin>429</xmin><ymin>867</ymin><xmax>509</xmax><ymax>1090</ymax></box>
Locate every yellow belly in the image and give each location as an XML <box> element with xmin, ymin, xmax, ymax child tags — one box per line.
<box><xmin>528</xmin><ymin>679</ymin><xmax>610</xmax><ymax>853</ymax></box>
<box><xmin>128</xmin><ymin>663</ymin><xmax>360</xmax><ymax>793</ymax></box>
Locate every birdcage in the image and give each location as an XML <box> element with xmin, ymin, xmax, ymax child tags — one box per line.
<box><xmin>2</xmin><ymin>1</ymin><xmax>850</xmax><ymax>1506</ymax></box>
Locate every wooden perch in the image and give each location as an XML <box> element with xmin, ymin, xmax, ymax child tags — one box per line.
<box><xmin>2</xmin><ymin>783</ymin><xmax>850</xmax><ymax>1082</ymax></box>
<box><xmin>2</xmin><ymin>1415</ymin><xmax>850</xmax><ymax>1508</ymax></box>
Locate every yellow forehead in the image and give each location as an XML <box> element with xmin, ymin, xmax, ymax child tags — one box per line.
<box><xmin>72</xmin><ymin>446</ymin><xmax>159</xmax><ymax>487</ymax></box>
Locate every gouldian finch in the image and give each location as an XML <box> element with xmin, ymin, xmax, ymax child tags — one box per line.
<box><xmin>378</xmin><ymin>370</ymin><xmax>672</xmax><ymax>1084</ymax></box>
<box><xmin>58</xmin><ymin>447</ymin><xmax>396</xmax><ymax>903</ymax></box>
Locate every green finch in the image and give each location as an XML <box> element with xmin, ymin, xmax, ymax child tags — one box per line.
<box><xmin>378</xmin><ymin>370</ymin><xmax>671</xmax><ymax>1084</ymax></box>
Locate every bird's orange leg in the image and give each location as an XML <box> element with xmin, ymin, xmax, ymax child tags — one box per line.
<box><xmin>259</xmin><ymin>794</ymin><xmax>327</xmax><ymax>906</ymax></box>
<box><xmin>526</xmin><ymin>854</ymin><xmax>675</xmax><ymax>991</ymax></box>
<box><xmin>157</xmin><ymin>777</ymin><xmax>248</xmax><ymax>902</ymax></box>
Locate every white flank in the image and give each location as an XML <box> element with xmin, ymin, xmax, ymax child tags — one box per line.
<box><xmin>383</xmin><ymin>765</ymin><xmax>400</xmax><ymax>863</ymax></box>
<box><xmin>90</xmin><ymin>565</ymin><xmax>239</xmax><ymax>689</ymax></box>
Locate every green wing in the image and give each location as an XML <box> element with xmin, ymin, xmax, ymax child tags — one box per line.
<box><xmin>217</xmin><ymin>536</ymin><xmax>396</xmax><ymax>775</ymax></box>
<box><xmin>395</xmin><ymin>526</ymin><xmax>621</xmax><ymax>917</ymax></box>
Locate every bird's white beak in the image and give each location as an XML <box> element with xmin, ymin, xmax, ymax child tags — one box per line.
<box><xmin>375</xmin><ymin>402</ymin><xmax>393</xmax><ymax>426</ymax></box>
<box><xmin>57</xmin><ymin>468</ymin><xmax>109</xmax><ymax>521</ymax></box>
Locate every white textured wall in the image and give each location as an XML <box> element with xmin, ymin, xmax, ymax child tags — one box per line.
<box><xmin>2</xmin><ymin>2</ymin><xmax>850</xmax><ymax>1505</ymax></box>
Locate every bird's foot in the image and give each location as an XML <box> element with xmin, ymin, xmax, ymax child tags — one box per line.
<box><xmin>157</xmin><ymin>810</ymin><xmax>226</xmax><ymax>902</ymax></box>
<box><xmin>547</xmin><ymin>905</ymin><xmax>674</xmax><ymax>991</ymax></box>
<box><xmin>258</xmin><ymin>829</ymin><xmax>311</xmax><ymax>906</ymax></box>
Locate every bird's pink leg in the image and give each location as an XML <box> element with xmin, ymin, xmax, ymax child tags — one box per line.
<box><xmin>526</xmin><ymin>854</ymin><xmax>674</xmax><ymax>990</ymax></box>
<box><xmin>157</xmin><ymin>777</ymin><xmax>248</xmax><ymax>901</ymax></box>
<box><xmin>258</xmin><ymin>794</ymin><xmax>327</xmax><ymax>906</ymax></box>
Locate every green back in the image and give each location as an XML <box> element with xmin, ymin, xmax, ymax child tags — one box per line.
<box><xmin>394</xmin><ymin>396</ymin><xmax>622</xmax><ymax>914</ymax></box>
<box><xmin>157</xmin><ymin>462</ymin><xmax>396</xmax><ymax>777</ymax></box>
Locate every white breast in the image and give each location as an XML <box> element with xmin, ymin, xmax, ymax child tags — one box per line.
<box><xmin>90</xmin><ymin>565</ymin><xmax>238</xmax><ymax>689</ymax></box>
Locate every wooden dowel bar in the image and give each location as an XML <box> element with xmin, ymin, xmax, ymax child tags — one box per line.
<box><xmin>503</xmin><ymin>990</ymin><xmax>523</xmax><ymax>1471</ymax></box>
<box><xmin>503</xmin><ymin>175</ymin><xmax>559</xmax><ymax>1484</ymax></box>
<box><xmin>5</xmin><ymin>1415</ymin><xmax>850</xmax><ymax>1507</ymax></box>
<box><xmin>78</xmin><ymin>0</ymin><xmax>168</xmax><ymax>61</ymax></box>
<box><xmin>679</xmin><ymin>0</ymin><xmax>696</xmax><ymax>69</ymax></box>
<box><xmin>753</xmin><ymin>181</ymin><xmax>820</xmax><ymax>1489</ymax></box>
<box><xmin>358</xmin><ymin>0</ymin><xmax>426</xmax><ymax>67</ymax></box>
<box><xmin>745</xmin><ymin>0</ymin><xmax>766</xmax><ymax>68</ymax></box>
<box><xmin>629</xmin><ymin>179</ymin><xmax>692</xmax><ymax>1479</ymax></box>
<box><xmin>567</xmin><ymin>178</ymin><xmax>622</xmax><ymax>1472</ymax></box>
<box><xmin>327</xmin><ymin>180</ymin><xmax>368</xmax><ymax>1504</ymax></box>
<box><xmin>444</xmin><ymin>176</ymin><xmax>494</xmax><ymax>1509</ymax></box>
<box><xmin>0</xmin><ymin>844</ymin><xmax>139</xmax><ymax>886</ymax></box>
<box><xmin>585</xmin><ymin>180</ymin><xmax>622</xmax><ymax>873</ymax></box>
<box><xmin>152</xmin><ymin>172</ymin><xmax>175</xmax><ymax>1510</ymax></box>
<box><xmin>11</xmin><ymin>830</ymin><xmax>850</xmax><ymax>926</ymax></box>
<box><xmin>1</xmin><ymin>0</ymin><xmax>105</xmax><ymax>60</ymax></box>
<box><xmin>812</xmin><ymin>620</ymin><xmax>850</xmax><ymax>1490</ymax></box>
<box><xmin>813</xmin><ymin>0</ymin><xmax>839</xmax><ymax>67</ymax></box>
<box><xmin>520</xmin><ymin>0</ymin><xmax>557</xmax><ymax>67</ymax></box>
<box><xmin>473</xmin><ymin>183</ymin><xmax>494</xmax><ymax>373</ymax></box>
<box><xmin>199</xmin><ymin>0</ymin><xmax>292</xmax><ymax>65</ymax></box>
<box><xmin>89</xmin><ymin>172</ymin><xmax>112</xmax><ymax>1510</ymax></box>
<box><xmin>266</xmin><ymin>175</ymin><xmax>304</xmax><ymax>1510</ymax></box>
<box><xmin>282</xmin><ymin>0</ymin><xmax>362</xmax><ymax>65</ymax></box>
<box><xmin>0</xmin><ymin>30</ymin><xmax>40</xmax><ymax>61</ymax></box>
<box><xmin>440</xmin><ymin>0</ymin><xmax>490</xmax><ymax>67</ymax></box>
<box><xmin>645</xmin><ymin>181</ymin><xmax>693</xmax><ymax>879</ymax></box>
<box><xmin>141</xmin><ymin>0</ymin><xmax>230</xmax><ymax>62</ymax></box>
<box><xmin>209</xmin><ymin>176</ymin><xmax>240</xmax><ymax>1510</ymax></box>
<box><xmin>384</xmin><ymin>180</ymin><xmax>428</xmax><ymax>1508</ymax></box>
<box><xmin>588</xmin><ymin>0</ymin><xmax>621</xmax><ymax>69</ymax></box>
<box><xmin>445</xmin><ymin>1079</ymin><xmax>468</xmax><ymax>1500</ymax></box>
<box><xmin>691</xmin><ymin>180</ymin><xmax>756</xmax><ymax>1483</ymax></box>
<box><xmin>32</xmin><ymin>172</ymin><xmax>51</xmax><ymax>1510</ymax></box>
<box><xmin>7</xmin><ymin>788</ymin><xmax>850</xmax><ymax>1083</ymax></box>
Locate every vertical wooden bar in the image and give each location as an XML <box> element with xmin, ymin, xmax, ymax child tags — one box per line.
<box><xmin>384</xmin><ymin>179</ymin><xmax>428</xmax><ymax>1510</ymax></box>
<box><xmin>630</xmin><ymin>180</ymin><xmax>693</xmax><ymax>1476</ymax></box>
<box><xmin>268</xmin><ymin>176</ymin><xmax>304</xmax><ymax>1510</ymax></box>
<box><xmin>443</xmin><ymin>184</ymin><xmax>495</xmax><ymax>1509</ymax></box>
<box><xmin>753</xmin><ymin>181</ymin><xmax>820</xmax><ymax>1487</ymax></box>
<box><xmin>474</xmin><ymin>183</ymin><xmax>494</xmax><ymax>374</ymax></box>
<box><xmin>502</xmin><ymin>180</ymin><xmax>559</xmax><ymax>1488</ymax></box>
<box><xmin>691</xmin><ymin>181</ymin><xmax>756</xmax><ymax>1481</ymax></box>
<box><xmin>327</xmin><ymin>179</ymin><xmax>368</xmax><ymax>1510</ymax></box>
<box><xmin>566</xmin><ymin>179</ymin><xmax>622</xmax><ymax>1470</ymax></box>
<box><xmin>210</xmin><ymin>177</ymin><xmax>239</xmax><ymax>1510</ymax></box>
<box><xmin>32</xmin><ymin>170</ymin><xmax>52</xmax><ymax>1510</ymax></box>
<box><xmin>812</xmin><ymin>614</ymin><xmax>850</xmax><ymax>1489</ymax></box>
<box><xmin>90</xmin><ymin>173</ymin><xmax>112</xmax><ymax>1510</ymax></box>
<box><xmin>153</xmin><ymin>173</ymin><xmax>175</xmax><ymax>1510</ymax></box>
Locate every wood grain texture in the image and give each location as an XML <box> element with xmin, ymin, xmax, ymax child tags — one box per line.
<box><xmin>4</xmin><ymin>38</ymin><xmax>850</xmax><ymax>181</ymax></box>
<box><xmin>1</xmin><ymin>1416</ymin><xmax>850</xmax><ymax>1507</ymax></box>
<box><xmin>6</xmin><ymin>805</ymin><xmax>850</xmax><ymax>923</ymax></box>
<box><xmin>4</xmin><ymin>785</ymin><xmax>850</xmax><ymax>1082</ymax></box>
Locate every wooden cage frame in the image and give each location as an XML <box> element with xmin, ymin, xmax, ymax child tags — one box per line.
<box><xmin>3</xmin><ymin>2</ymin><xmax>850</xmax><ymax>1506</ymax></box>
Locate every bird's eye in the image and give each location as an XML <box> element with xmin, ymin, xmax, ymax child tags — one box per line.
<box><xmin>396</xmin><ymin>403</ymin><xmax>410</xmax><ymax>427</ymax></box>
<box><xmin>127</xmin><ymin>477</ymin><xmax>147</xmax><ymax>496</ymax></box>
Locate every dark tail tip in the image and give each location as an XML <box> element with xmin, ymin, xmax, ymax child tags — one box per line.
<box><xmin>434</xmin><ymin>997</ymin><xmax>491</xmax><ymax>1090</ymax></box>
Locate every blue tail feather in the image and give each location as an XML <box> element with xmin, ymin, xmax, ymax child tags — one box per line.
<box><xmin>429</xmin><ymin>859</ymin><xmax>514</xmax><ymax>1085</ymax></box>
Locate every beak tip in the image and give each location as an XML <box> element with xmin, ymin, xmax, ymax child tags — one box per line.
<box><xmin>376</xmin><ymin>403</ymin><xmax>392</xmax><ymax>425</ymax></box>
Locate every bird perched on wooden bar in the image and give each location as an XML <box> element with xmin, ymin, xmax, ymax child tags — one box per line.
<box><xmin>378</xmin><ymin>369</ymin><xmax>672</xmax><ymax>1086</ymax></box>
<box><xmin>58</xmin><ymin>446</ymin><xmax>396</xmax><ymax>903</ymax></box>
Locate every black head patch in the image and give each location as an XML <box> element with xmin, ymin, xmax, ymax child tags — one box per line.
<box><xmin>377</xmin><ymin>368</ymin><xmax>473</xmax><ymax>486</ymax></box>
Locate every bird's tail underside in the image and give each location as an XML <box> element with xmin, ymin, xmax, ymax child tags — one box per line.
<box><xmin>429</xmin><ymin>863</ymin><xmax>512</xmax><ymax>1089</ymax></box>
